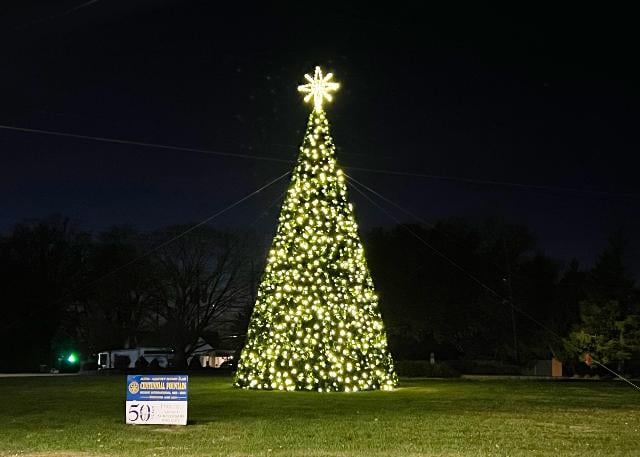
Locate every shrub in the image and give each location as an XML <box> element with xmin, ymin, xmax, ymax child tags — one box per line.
<box><xmin>188</xmin><ymin>356</ymin><xmax>202</xmax><ymax>370</ymax></box>
<box><xmin>81</xmin><ymin>361</ymin><xmax>98</xmax><ymax>371</ymax></box>
<box><xmin>135</xmin><ymin>356</ymin><xmax>149</xmax><ymax>369</ymax></box>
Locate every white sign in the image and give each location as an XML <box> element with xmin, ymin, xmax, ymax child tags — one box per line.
<box><xmin>126</xmin><ymin>374</ymin><xmax>188</xmax><ymax>425</ymax></box>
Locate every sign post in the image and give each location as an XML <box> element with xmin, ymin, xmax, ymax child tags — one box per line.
<box><xmin>126</xmin><ymin>374</ymin><xmax>188</xmax><ymax>425</ymax></box>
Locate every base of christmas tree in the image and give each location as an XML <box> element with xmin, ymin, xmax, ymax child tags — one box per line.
<box><xmin>234</xmin><ymin>368</ymin><xmax>398</xmax><ymax>392</ymax></box>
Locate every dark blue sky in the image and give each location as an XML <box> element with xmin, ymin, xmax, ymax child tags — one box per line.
<box><xmin>1</xmin><ymin>2</ymin><xmax>639</xmax><ymax>273</ymax></box>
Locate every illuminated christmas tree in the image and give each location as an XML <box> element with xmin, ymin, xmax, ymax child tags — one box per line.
<box><xmin>235</xmin><ymin>67</ymin><xmax>397</xmax><ymax>392</ymax></box>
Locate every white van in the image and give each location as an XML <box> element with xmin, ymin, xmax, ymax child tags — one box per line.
<box><xmin>97</xmin><ymin>347</ymin><xmax>173</xmax><ymax>369</ymax></box>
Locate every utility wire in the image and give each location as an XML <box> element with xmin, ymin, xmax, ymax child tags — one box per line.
<box><xmin>1</xmin><ymin>170</ymin><xmax>291</xmax><ymax>331</ymax></box>
<box><xmin>347</xmin><ymin>173</ymin><xmax>508</xmax><ymax>272</ymax></box>
<box><xmin>2</xmin><ymin>123</ymin><xmax>639</xmax><ymax>199</ymax></box>
<box><xmin>76</xmin><ymin>170</ymin><xmax>291</xmax><ymax>290</ymax></box>
<box><xmin>248</xmin><ymin>189</ymin><xmax>288</xmax><ymax>228</ymax></box>
<box><xmin>0</xmin><ymin>124</ymin><xmax>295</xmax><ymax>164</ymax></box>
<box><xmin>346</xmin><ymin>166</ymin><xmax>640</xmax><ymax>199</ymax></box>
<box><xmin>14</xmin><ymin>0</ymin><xmax>100</xmax><ymax>30</ymax></box>
<box><xmin>348</xmin><ymin>173</ymin><xmax>632</xmax><ymax>312</ymax></box>
<box><xmin>347</xmin><ymin>175</ymin><xmax>503</xmax><ymax>298</ymax></box>
<box><xmin>350</xmin><ymin>176</ymin><xmax>637</xmax><ymax>291</ymax></box>
<box><xmin>592</xmin><ymin>361</ymin><xmax>640</xmax><ymax>390</ymax></box>
<box><xmin>346</xmin><ymin>174</ymin><xmax>640</xmax><ymax>392</ymax></box>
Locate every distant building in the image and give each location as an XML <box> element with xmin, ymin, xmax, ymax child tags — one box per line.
<box><xmin>187</xmin><ymin>337</ymin><xmax>236</xmax><ymax>368</ymax></box>
<box><xmin>533</xmin><ymin>358</ymin><xmax>563</xmax><ymax>377</ymax></box>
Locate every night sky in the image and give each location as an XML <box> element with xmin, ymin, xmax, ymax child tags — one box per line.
<box><xmin>1</xmin><ymin>2</ymin><xmax>639</xmax><ymax>274</ymax></box>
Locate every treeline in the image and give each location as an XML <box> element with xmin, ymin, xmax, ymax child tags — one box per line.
<box><xmin>366</xmin><ymin>219</ymin><xmax>640</xmax><ymax>375</ymax></box>
<box><xmin>0</xmin><ymin>216</ymin><xmax>259</xmax><ymax>372</ymax></box>
<box><xmin>1</xmin><ymin>215</ymin><xmax>639</xmax><ymax>374</ymax></box>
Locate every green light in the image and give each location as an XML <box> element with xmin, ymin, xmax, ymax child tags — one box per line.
<box><xmin>67</xmin><ymin>353</ymin><xmax>78</xmax><ymax>364</ymax></box>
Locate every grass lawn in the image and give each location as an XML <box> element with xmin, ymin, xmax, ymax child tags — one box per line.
<box><xmin>1</xmin><ymin>375</ymin><xmax>639</xmax><ymax>457</ymax></box>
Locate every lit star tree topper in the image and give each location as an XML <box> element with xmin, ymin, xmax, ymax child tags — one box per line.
<box><xmin>234</xmin><ymin>66</ymin><xmax>397</xmax><ymax>392</ymax></box>
<box><xmin>297</xmin><ymin>66</ymin><xmax>340</xmax><ymax>112</ymax></box>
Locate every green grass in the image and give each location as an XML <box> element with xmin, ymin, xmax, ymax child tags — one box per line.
<box><xmin>1</xmin><ymin>375</ymin><xmax>639</xmax><ymax>456</ymax></box>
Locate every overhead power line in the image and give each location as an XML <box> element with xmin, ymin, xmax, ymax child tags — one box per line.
<box><xmin>346</xmin><ymin>173</ymin><xmax>640</xmax><ymax>392</ymax></box>
<box><xmin>0</xmin><ymin>124</ymin><xmax>295</xmax><ymax>164</ymax></box>
<box><xmin>346</xmin><ymin>165</ymin><xmax>640</xmax><ymax>199</ymax></box>
<box><xmin>1</xmin><ymin>170</ymin><xmax>291</xmax><ymax>332</ymax></box>
<box><xmin>1</xmin><ymin>123</ymin><xmax>638</xmax><ymax>199</ymax></box>
<box><xmin>14</xmin><ymin>0</ymin><xmax>101</xmax><ymax>30</ymax></box>
<box><xmin>77</xmin><ymin>170</ymin><xmax>291</xmax><ymax>289</ymax></box>
<box><xmin>347</xmin><ymin>174</ymin><xmax>503</xmax><ymax>298</ymax></box>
